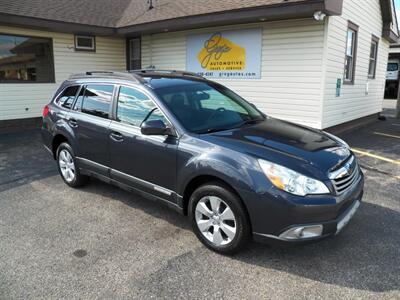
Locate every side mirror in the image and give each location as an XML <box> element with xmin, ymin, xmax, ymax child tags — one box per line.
<box><xmin>141</xmin><ymin>119</ymin><xmax>175</xmax><ymax>136</ymax></box>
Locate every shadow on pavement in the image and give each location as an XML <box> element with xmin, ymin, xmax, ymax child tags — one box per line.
<box><xmin>0</xmin><ymin>129</ymin><xmax>58</xmax><ymax>192</ymax></box>
<box><xmin>78</xmin><ymin>178</ymin><xmax>399</xmax><ymax>293</ymax></box>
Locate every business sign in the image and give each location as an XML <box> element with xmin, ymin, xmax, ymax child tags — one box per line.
<box><xmin>186</xmin><ymin>28</ymin><xmax>262</xmax><ymax>79</ymax></box>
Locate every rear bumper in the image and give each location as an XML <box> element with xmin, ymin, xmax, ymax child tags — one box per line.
<box><xmin>241</xmin><ymin>171</ymin><xmax>364</xmax><ymax>244</ymax></box>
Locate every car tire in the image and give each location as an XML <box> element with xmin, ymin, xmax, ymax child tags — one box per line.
<box><xmin>189</xmin><ymin>182</ymin><xmax>251</xmax><ymax>255</ymax></box>
<box><xmin>56</xmin><ymin>142</ymin><xmax>88</xmax><ymax>188</ymax></box>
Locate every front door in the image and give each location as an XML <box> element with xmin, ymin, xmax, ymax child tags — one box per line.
<box><xmin>69</xmin><ymin>83</ymin><xmax>114</xmax><ymax>176</ymax></box>
<box><xmin>108</xmin><ymin>85</ymin><xmax>178</xmax><ymax>202</ymax></box>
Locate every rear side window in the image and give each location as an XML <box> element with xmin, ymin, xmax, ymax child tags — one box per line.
<box><xmin>55</xmin><ymin>85</ymin><xmax>80</xmax><ymax>109</ymax></box>
<box><xmin>80</xmin><ymin>84</ymin><xmax>114</xmax><ymax>119</ymax></box>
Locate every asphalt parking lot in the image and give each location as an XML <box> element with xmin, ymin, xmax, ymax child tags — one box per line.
<box><xmin>0</xmin><ymin>119</ymin><xmax>399</xmax><ymax>299</ymax></box>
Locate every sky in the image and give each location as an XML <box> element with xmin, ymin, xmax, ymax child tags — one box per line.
<box><xmin>396</xmin><ymin>0</ymin><xmax>400</xmax><ymax>22</ymax></box>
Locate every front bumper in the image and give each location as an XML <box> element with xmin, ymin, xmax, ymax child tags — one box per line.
<box><xmin>253</xmin><ymin>198</ymin><xmax>361</xmax><ymax>244</ymax></box>
<box><xmin>240</xmin><ymin>171</ymin><xmax>364</xmax><ymax>244</ymax></box>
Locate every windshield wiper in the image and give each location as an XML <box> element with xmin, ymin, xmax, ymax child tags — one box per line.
<box><xmin>234</xmin><ymin>117</ymin><xmax>265</xmax><ymax>128</ymax></box>
<box><xmin>196</xmin><ymin>117</ymin><xmax>265</xmax><ymax>134</ymax></box>
<box><xmin>197</xmin><ymin>127</ymin><xmax>232</xmax><ymax>134</ymax></box>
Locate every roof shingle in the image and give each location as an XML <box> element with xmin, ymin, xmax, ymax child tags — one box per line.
<box><xmin>0</xmin><ymin>0</ymin><xmax>310</xmax><ymax>28</ymax></box>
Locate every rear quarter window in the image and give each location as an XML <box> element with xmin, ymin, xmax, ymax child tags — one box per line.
<box><xmin>55</xmin><ymin>85</ymin><xmax>80</xmax><ymax>109</ymax></box>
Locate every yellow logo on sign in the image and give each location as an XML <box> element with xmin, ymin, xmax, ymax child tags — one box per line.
<box><xmin>198</xmin><ymin>32</ymin><xmax>246</xmax><ymax>71</ymax></box>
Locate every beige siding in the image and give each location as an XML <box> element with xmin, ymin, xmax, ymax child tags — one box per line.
<box><xmin>0</xmin><ymin>26</ymin><xmax>125</xmax><ymax>120</ymax></box>
<box><xmin>322</xmin><ymin>0</ymin><xmax>389</xmax><ymax>128</ymax></box>
<box><xmin>142</xmin><ymin>19</ymin><xmax>325</xmax><ymax>128</ymax></box>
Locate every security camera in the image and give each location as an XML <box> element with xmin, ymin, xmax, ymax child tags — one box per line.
<box><xmin>313</xmin><ymin>11</ymin><xmax>326</xmax><ymax>21</ymax></box>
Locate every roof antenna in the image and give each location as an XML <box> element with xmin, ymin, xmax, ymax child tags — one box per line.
<box><xmin>147</xmin><ymin>0</ymin><xmax>154</xmax><ymax>10</ymax></box>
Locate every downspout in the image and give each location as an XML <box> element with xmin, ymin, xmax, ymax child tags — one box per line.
<box><xmin>319</xmin><ymin>15</ymin><xmax>331</xmax><ymax>129</ymax></box>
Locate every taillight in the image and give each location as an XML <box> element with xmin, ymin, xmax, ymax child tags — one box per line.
<box><xmin>42</xmin><ymin>105</ymin><xmax>49</xmax><ymax>117</ymax></box>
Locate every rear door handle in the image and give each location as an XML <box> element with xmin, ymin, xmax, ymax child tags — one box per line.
<box><xmin>110</xmin><ymin>131</ymin><xmax>124</xmax><ymax>142</ymax></box>
<box><xmin>68</xmin><ymin>118</ymin><xmax>78</xmax><ymax>128</ymax></box>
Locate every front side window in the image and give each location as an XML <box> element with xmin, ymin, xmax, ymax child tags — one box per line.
<box><xmin>344</xmin><ymin>22</ymin><xmax>358</xmax><ymax>84</ymax></box>
<box><xmin>153</xmin><ymin>80</ymin><xmax>264</xmax><ymax>133</ymax></box>
<box><xmin>55</xmin><ymin>85</ymin><xmax>80</xmax><ymax>109</ymax></box>
<box><xmin>81</xmin><ymin>84</ymin><xmax>114</xmax><ymax>119</ymax></box>
<box><xmin>368</xmin><ymin>36</ymin><xmax>379</xmax><ymax>79</ymax></box>
<box><xmin>0</xmin><ymin>34</ymin><xmax>55</xmax><ymax>83</ymax></box>
<box><xmin>117</xmin><ymin>86</ymin><xmax>166</xmax><ymax>126</ymax></box>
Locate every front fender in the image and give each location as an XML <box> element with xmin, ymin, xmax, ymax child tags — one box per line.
<box><xmin>177</xmin><ymin>147</ymin><xmax>265</xmax><ymax>197</ymax></box>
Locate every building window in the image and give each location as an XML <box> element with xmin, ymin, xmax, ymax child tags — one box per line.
<box><xmin>74</xmin><ymin>35</ymin><xmax>95</xmax><ymax>51</ymax></box>
<box><xmin>344</xmin><ymin>22</ymin><xmax>359</xmax><ymax>84</ymax></box>
<box><xmin>128</xmin><ymin>38</ymin><xmax>141</xmax><ymax>70</ymax></box>
<box><xmin>0</xmin><ymin>33</ymin><xmax>55</xmax><ymax>83</ymax></box>
<box><xmin>368</xmin><ymin>35</ymin><xmax>379</xmax><ymax>79</ymax></box>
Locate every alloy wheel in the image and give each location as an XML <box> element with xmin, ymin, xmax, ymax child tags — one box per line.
<box><xmin>58</xmin><ymin>149</ymin><xmax>76</xmax><ymax>183</ymax></box>
<box><xmin>195</xmin><ymin>196</ymin><xmax>237</xmax><ymax>246</ymax></box>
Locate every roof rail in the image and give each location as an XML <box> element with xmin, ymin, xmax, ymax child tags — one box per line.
<box><xmin>130</xmin><ymin>69</ymin><xmax>205</xmax><ymax>79</ymax></box>
<box><xmin>69</xmin><ymin>71</ymin><xmax>146</xmax><ymax>83</ymax></box>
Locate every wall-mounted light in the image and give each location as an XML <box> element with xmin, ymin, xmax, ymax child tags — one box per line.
<box><xmin>313</xmin><ymin>11</ymin><xmax>326</xmax><ymax>21</ymax></box>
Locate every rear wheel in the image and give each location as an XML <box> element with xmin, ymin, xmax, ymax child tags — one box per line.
<box><xmin>56</xmin><ymin>143</ymin><xmax>88</xmax><ymax>187</ymax></box>
<box><xmin>189</xmin><ymin>182</ymin><xmax>251</xmax><ymax>254</ymax></box>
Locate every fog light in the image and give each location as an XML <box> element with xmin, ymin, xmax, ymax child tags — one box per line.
<box><xmin>279</xmin><ymin>225</ymin><xmax>323</xmax><ymax>240</ymax></box>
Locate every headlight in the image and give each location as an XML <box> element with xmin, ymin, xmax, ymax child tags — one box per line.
<box><xmin>258</xmin><ymin>160</ymin><xmax>330</xmax><ymax>196</ymax></box>
<box><xmin>324</xmin><ymin>132</ymin><xmax>349</xmax><ymax>148</ymax></box>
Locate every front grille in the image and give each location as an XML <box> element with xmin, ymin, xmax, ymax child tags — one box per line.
<box><xmin>330</xmin><ymin>155</ymin><xmax>360</xmax><ymax>195</ymax></box>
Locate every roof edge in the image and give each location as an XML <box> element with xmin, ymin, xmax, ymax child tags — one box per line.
<box><xmin>380</xmin><ymin>0</ymin><xmax>399</xmax><ymax>43</ymax></box>
<box><xmin>0</xmin><ymin>13</ymin><xmax>115</xmax><ymax>35</ymax></box>
<box><xmin>0</xmin><ymin>0</ymin><xmax>343</xmax><ymax>36</ymax></box>
<box><xmin>118</xmin><ymin>0</ymin><xmax>343</xmax><ymax>36</ymax></box>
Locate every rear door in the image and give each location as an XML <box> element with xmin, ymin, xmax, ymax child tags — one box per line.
<box><xmin>69</xmin><ymin>83</ymin><xmax>115</xmax><ymax>176</ymax></box>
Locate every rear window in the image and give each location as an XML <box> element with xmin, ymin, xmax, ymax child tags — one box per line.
<box><xmin>55</xmin><ymin>85</ymin><xmax>80</xmax><ymax>109</ymax></box>
<box><xmin>80</xmin><ymin>84</ymin><xmax>114</xmax><ymax>119</ymax></box>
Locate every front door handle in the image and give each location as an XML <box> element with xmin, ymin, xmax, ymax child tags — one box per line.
<box><xmin>110</xmin><ymin>131</ymin><xmax>124</xmax><ymax>142</ymax></box>
<box><xmin>68</xmin><ymin>118</ymin><xmax>78</xmax><ymax>128</ymax></box>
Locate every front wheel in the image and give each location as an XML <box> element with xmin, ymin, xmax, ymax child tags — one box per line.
<box><xmin>56</xmin><ymin>142</ymin><xmax>88</xmax><ymax>188</ymax></box>
<box><xmin>189</xmin><ymin>182</ymin><xmax>251</xmax><ymax>254</ymax></box>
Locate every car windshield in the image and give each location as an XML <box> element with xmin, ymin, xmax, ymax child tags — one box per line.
<box><xmin>152</xmin><ymin>80</ymin><xmax>264</xmax><ymax>133</ymax></box>
<box><xmin>387</xmin><ymin>63</ymin><xmax>399</xmax><ymax>71</ymax></box>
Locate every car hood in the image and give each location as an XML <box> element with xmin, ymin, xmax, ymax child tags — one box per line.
<box><xmin>198</xmin><ymin>117</ymin><xmax>351</xmax><ymax>176</ymax></box>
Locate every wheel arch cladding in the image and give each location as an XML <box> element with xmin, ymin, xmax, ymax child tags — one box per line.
<box><xmin>181</xmin><ymin>175</ymin><xmax>253</xmax><ymax>233</ymax></box>
<box><xmin>52</xmin><ymin>134</ymin><xmax>69</xmax><ymax>159</ymax></box>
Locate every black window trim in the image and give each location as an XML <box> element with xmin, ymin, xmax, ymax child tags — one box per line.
<box><xmin>368</xmin><ymin>35</ymin><xmax>379</xmax><ymax>79</ymax></box>
<box><xmin>343</xmin><ymin>21</ymin><xmax>359</xmax><ymax>85</ymax></box>
<box><xmin>113</xmin><ymin>84</ymin><xmax>175</xmax><ymax>133</ymax></box>
<box><xmin>0</xmin><ymin>32</ymin><xmax>55</xmax><ymax>84</ymax></box>
<box><xmin>74</xmin><ymin>83</ymin><xmax>116</xmax><ymax>120</ymax></box>
<box><xmin>74</xmin><ymin>35</ymin><xmax>96</xmax><ymax>52</ymax></box>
